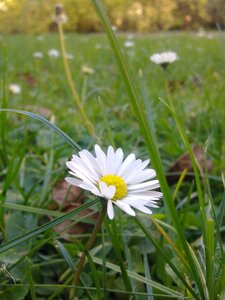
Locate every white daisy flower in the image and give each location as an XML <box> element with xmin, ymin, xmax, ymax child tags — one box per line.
<box><xmin>65</xmin><ymin>145</ymin><xmax>162</xmax><ymax>220</ymax></box>
<box><xmin>111</xmin><ymin>25</ymin><xmax>117</xmax><ymax>32</ymax></box>
<box><xmin>150</xmin><ymin>51</ymin><xmax>179</xmax><ymax>68</ymax></box>
<box><xmin>48</xmin><ymin>49</ymin><xmax>60</xmax><ymax>58</ymax></box>
<box><xmin>124</xmin><ymin>40</ymin><xmax>135</xmax><ymax>48</ymax></box>
<box><xmin>66</xmin><ymin>53</ymin><xmax>74</xmax><ymax>60</ymax></box>
<box><xmin>9</xmin><ymin>84</ymin><xmax>21</xmax><ymax>94</ymax></box>
<box><xmin>37</xmin><ymin>35</ymin><xmax>44</xmax><ymax>41</ymax></box>
<box><xmin>33</xmin><ymin>51</ymin><xmax>44</xmax><ymax>59</ymax></box>
<box><xmin>81</xmin><ymin>65</ymin><xmax>95</xmax><ymax>75</ymax></box>
<box><xmin>95</xmin><ymin>44</ymin><xmax>102</xmax><ymax>50</ymax></box>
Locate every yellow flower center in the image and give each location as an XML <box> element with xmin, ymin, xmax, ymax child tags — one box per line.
<box><xmin>100</xmin><ymin>174</ymin><xmax>127</xmax><ymax>200</ymax></box>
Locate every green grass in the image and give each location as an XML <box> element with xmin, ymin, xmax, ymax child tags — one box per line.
<box><xmin>0</xmin><ymin>14</ymin><xmax>225</xmax><ymax>300</ymax></box>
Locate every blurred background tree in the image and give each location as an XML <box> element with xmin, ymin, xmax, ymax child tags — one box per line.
<box><xmin>0</xmin><ymin>0</ymin><xmax>223</xmax><ymax>34</ymax></box>
<box><xmin>206</xmin><ymin>0</ymin><xmax>225</xmax><ymax>28</ymax></box>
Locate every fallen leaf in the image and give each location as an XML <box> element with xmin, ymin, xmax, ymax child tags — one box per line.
<box><xmin>51</xmin><ymin>181</ymin><xmax>97</xmax><ymax>241</ymax></box>
<box><xmin>166</xmin><ymin>145</ymin><xmax>213</xmax><ymax>185</ymax></box>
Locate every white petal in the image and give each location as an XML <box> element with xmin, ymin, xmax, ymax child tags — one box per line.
<box><xmin>145</xmin><ymin>201</ymin><xmax>159</xmax><ymax>208</ymax></box>
<box><xmin>114</xmin><ymin>148</ymin><xmax>124</xmax><ymax>173</ymax></box>
<box><xmin>79</xmin><ymin>182</ymin><xmax>97</xmax><ymax>192</ymax></box>
<box><xmin>107</xmin><ymin>200</ymin><xmax>114</xmax><ymax>219</ymax></box>
<box><xmin>71</xmin><ymin>155</ymin><xmax>98</xmax><ymax>180</ymax></box>
<box><xmin>124</xmin><ymin>160</ymin><xmax>150</xmax><ymax>183</ymax></box>
<box><xmin>65</xmin><ymin>177</ymin><xmax>83</xmax><ymax>186</ymax></box>
<box><xmin>124</xmin><ymin>193</ymin><xmax>162</xmax><ymax>202</ymax></box>
<box><xmin>95</xmin><ymin>144</ymin><xmax>107</xmax><ymax>175</ymax></box>
<box><xmin>128</xmin><ymin>191</ymin><xmax>163</xmax><ymax>198</ymax></box>
<box><xmin>106</xmin><ymin>146</ymin><xmax>116</xmax><ymax>173</ymax></box>
<box><xmin>117</xmin><ymin>153</ymin><xmax>136</xmax><ymax>177</ymax></box>
<box><xmin>68</xmin><ymin>170</ymin><xmax>95</xmax><ymax>186</ymax></box>
<box><xmin>90</xmin><ymin>188</ymin><xmax>102</xmax><ymax>197</ymax></box>
<box><xmin>79</xmin><ymin>150</ymin><xmax>100</xmax><ymax>179</ymax></box>
<box><xmin>128</xmin><ymin>169</ymin><xmax>156</xmax><ymax>184</ymax></box>
<box><xmin>122</xmin><ymin>197</ymin><xmax>154</xmax><ymax>205</ymax></box>
<box><xmin>128</xmin><ymin>180</ymin><xmax>160</xmax><ymax>191</ymax></box>
<box><xmin>99</xmin><ymin>182</ymin><xmax>116</xmax><ymax>199</ymax></box>
<box><xmin>122</xmin><ymin>159</ymin><xmax>142</xmax><ymax>181</ymax></box>
<box><xmin>114</xmin><ymin>201</ymin><xmax>136</xmax><ymax>216</ymax></box>
<box><xmin>66</xmin><ymin>161</ymin><xmax>96</xmax><ymax>183</ymax></box>
<box><xmin>132</xmin><ymin>205</ymin><xmax>152</xmax><ymax>214</ymax></box>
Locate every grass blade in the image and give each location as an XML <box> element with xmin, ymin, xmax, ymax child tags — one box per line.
<box><xmin>104</xmin><ymin>218</ymin><xmax>135</xmax><ymax>297</ymax></box>
<box><xmin>135</xmin><ymin>217</ymin><xmax>199</xmax><ymax>300</ymax></box>
<box><xmin>0</xmin><ymin>198</ymin><xmax>98</xmax><ymax>254</ymax></box>
<box><xmin>25</xmin><ymin>257</ymin><xmax>37</xmax><ymax>300</ymax></box>
<box><xmin>91</xmin><ymin>1</ymin><xmax>205</xmax><ymax>297</ymax></box>
<box><xmin>0</xmin><ymin>43</ymin><xmax>8</xmax><ymax>166</ymax></box>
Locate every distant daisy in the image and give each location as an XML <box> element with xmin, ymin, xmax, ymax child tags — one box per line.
<box><xmin>33</xmin><ymin>51</ymin><xmax>43</xmax><ymax>59</ymax></box>
<box><xmin>197</xmin><ymin>30</ymin><xmax>206</xmax><ymax>38</ymax></box>
<box><xmin>95</xmin><ymin>44</ymin><xmax>102</xmax><ymax>50</ymax></box>
<box><xmin>37</xmin><ymin>35</ymin><xmax>44</xmax><ymax>41</ymax></box>
<box><xmin>150</xmin><ymin>51</ymin><xmax>179</xmax><ymax>68</ymax></box>
<box><xmin>111</xmin><ymin>25</ymin><xmax>117</xmax><ymax>32</ymax></box>
<box><xmin>66</xmin><ymin>53</ymin><xmax>74</xmax><ymax>60</ymax></box>
<box><xmin>48</xmin><ymin>49</ymin><xmax>60</xmax><ymax>58</ymax></box>
<box><xmin>124</xmin><ymin>40</ymin><xmax>134</xmax><ymax>48</ymax></box>
<box><xmin>66</xmin><ymin>145</ymin><xmax>162</xmax><ymax>220</ymax></box>
<box><xmin>9</xmin><ymin>84</ymin><xmax>21</xmax><ymax>94</ymax></box>
<box><xmin>81</xmin><ymin>65</ymin><xmax>95</xmax><ymax>75</ymax></box>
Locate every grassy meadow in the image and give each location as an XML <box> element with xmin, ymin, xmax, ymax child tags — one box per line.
<box><xmin>0</xmin><ymin>24</ymin><xmax>225</xmax><ymax>300</ymax></box>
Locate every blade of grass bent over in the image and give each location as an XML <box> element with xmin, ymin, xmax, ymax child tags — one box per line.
<box><xmin>91</xmin><ymin>1</ymin><xmax>205</xmax><ymax>298</ymax></box>
<box><xmin>0</xmin><ymin>109</ymin><xmax>81</xmax><ymax>151</ymax></box>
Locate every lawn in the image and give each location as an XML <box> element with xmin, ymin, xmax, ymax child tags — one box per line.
<box><xmin>0</xmin><ymin>28</ymin><xmax>224</xmax><ymax>299</ymax></box>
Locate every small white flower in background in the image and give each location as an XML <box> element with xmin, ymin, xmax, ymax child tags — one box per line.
<box><xmin>127</xmin><ymin>33</ymin><xmax>134</xmax><ymax>40</ymax></box>
<box><xmin>150</xmin><ymin>51</ymin><xmax>179</xmax><ymax>68</ymax></box>
<box><xmin>124</xmin><ymin>40</ymin><xmax>135</xmax><ymax>48</ymax></box>
<box><xmin>197</xmin><ymin>30</ymin><xmax>206</xmax><ymax>38</ymax></box>
<box><xmin>207</xmin><ymin>33</ymin><xmax>213</xmax><ymax>39</ymax></box>
<box><xmin>33</xmin><ymin>51</ymin><xmax>44</xmax><ymax>59</ymax></box>
<box><xmin>95</xmin><ymin>44</ymin><xmax>102</xmax><ymax>50</ymax></box>
<box><xmin>66</xmin><ymin>53</ymin><xmax>74</xmax><ymax>60</ymax></box>
<box><xmin>111</xmin><ymin>25</ymin><xmax>117</xmax><ymax>32</ymax></box>
<box><xmin>81</xmin><ymin>65</ymin><xmax>95</xmax><ymax>75</ymax></box>
<box><xmin>9</xmin><ymin>84</ymin><xmax>21</xmax><ymax>94</ymax></box>
<box><xmin>66</xmin><ymin>145</ymin><xmax>162</xmax><ymax>220</ymax></box>
<box><xmin>48</xmin><ymin>49</ymin><xmax>60</xmax><ymax>58</ymax></box>
<box><xmin>37</xmin><ymin>35</ymin><xmax>44</xmax><ymax>41</ymax></box>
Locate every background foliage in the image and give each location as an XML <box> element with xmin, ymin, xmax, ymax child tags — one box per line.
<box><xmin>0</xmin><ymin>0</ymin><xmax>224</xmax><ymax>34</ymax></box>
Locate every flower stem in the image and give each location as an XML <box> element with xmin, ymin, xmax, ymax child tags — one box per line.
<box><xmin>69</xmin><ymin>203</ymin><xmax>107</xmax><ymax>299</ymax></box>
<box><xmin>57</xmin><ymin>22</ymin><xmax>97</xmax><ymax>140</ymax></box>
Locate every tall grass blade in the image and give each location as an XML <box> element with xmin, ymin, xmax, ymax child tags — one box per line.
<box><xmin>104</xmin><ymin>218</ymin><xmax>134</xmax><ymax>297</ymax></box>
<box><xmin>54</xmin><ymin>240</ymin><xmax>76</xmax><ymax>271</ymax></box>
<box><xmin>0</xmin><ymin>44</ymin><xmax>8</xmax><ymax>165</ymax></box>
<box><xmin>135</xmin><ymin>217</ymin><xmax>199</xmax><ymax>300</ymax></box>
<box><xmin>91</xmin><ymin>0</ymin><xmax>205</xmax><ymax>297</ymax></box>
<box><xmin>25</xmin><ymin>257</ymin><xmax>37</xmax><ymax>300</ymax></box>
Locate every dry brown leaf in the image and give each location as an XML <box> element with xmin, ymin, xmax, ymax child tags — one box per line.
<box><xmin>167</xmin><ymin>145</ymin><xmax>213</xmax><ymax>185</ymax></box>
<box><xmin>51</xmin><ymin>181</ymin><xmax>97</xmax><ymax>241</ymax></box>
